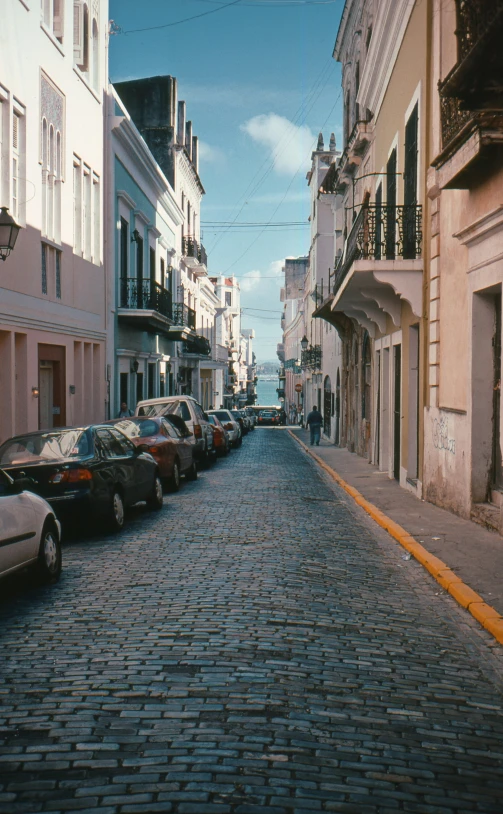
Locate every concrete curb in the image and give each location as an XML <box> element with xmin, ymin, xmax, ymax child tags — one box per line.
<box><xmin>289</xmin><ymin>430</ymin><xmax>503</xmax><ymax>646</ymax></box>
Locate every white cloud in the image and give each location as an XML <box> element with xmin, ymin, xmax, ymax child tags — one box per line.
<box><xmin>241</xmin><ymin>113</ymin><xmax>316</xmax><ymax>175</ymax></box>
<box><xmin>198</xmin><ymin>140</ymin><xmax>225</xmax><ymax>164</ymax></box>
<box><xmin>240</xmin><ymin>269</ymin><xmax>261</xmax><ymax>292</ymax></box>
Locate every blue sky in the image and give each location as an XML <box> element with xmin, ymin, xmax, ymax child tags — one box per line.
<box><xmin>109</xmin><ymin>0</ymin><xmax>344</xmax><ymax>362</ymax></box>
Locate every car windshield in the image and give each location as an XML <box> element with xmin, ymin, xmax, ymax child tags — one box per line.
<box><xmin>207</xmin><ymin>415</ymin><xmax>217</xmax><ymax>425</ymax></box>
<box><xmin>115</xmin><ymin>419</ymin><xmax>158</xmax><ymax>439</ymax></box>
<box><xmin>138</xmin><ymin>401</ymin><xmax>175</xmax><ymax>417</ymax></box>
<box><xmin>0</xmin><ymin>429</ymin><xmax>91</xmax><ymax>465</ymax></box>
<box><xmin>212</xmin><ymin>411</ymin><xmax>231</xmax><ymax>422</ymax></box>
<box><xmin>230</xmin><ymin>411</ymin><xmax>241</xmax><ymax>419</ymax></box>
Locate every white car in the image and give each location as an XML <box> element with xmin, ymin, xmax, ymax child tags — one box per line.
<box><xmin>208</xmin><ymin>410</ymin><xmax>242</xmax><ymax>447</ymax></box>
<box><xmin>0</xmin><ymin>468</ymin><xmax>62</xmax><ymax>583</ymax></box>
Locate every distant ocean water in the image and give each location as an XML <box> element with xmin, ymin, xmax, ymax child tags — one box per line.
<box><xmin>256</xmin><ymin>378</ymin><xmax>279</xmax><ymax>406</ymax></box>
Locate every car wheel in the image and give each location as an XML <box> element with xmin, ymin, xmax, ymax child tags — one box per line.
<box><xmin>37</xmin><ymin>521</ymin><xmax>62</xmax><ymax>582</ymax></box>
<box><xmin>147</xmin><ymin>473</ymin><xmax>164</xmax><ymax>510</ymax></box>
<box><xmin>169</xmin><ymin>460</ymin><xmax>181</xmax><ymax>492</ymax></box>
<box><xmin>109</xmin><ymin>489</ymin><xmax>125</xmax><ymax>533</ymax></box>
<box><xmin>185</xmin><ymin>461</ymin><xmax>198</xmax><ymax>481</ymax></box>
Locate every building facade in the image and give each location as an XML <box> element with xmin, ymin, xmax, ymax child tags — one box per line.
<box><xmin>424</xmin><ymin>0</ymin><xmax>503</xmax><ymax>531</ymax></box>
<box><xmin>0</xmin><ymin>0</ymin><xmax>109</xmax><ymax>441</ymax></box>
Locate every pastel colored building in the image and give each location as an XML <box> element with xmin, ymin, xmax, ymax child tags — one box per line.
<box><xmin>0</xmin><ymin>0</ymin><xmax>109</xmax><ymax>441</ymax></box>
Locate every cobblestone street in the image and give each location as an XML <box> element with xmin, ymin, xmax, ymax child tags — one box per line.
<box><xmin>1</xmin><ymin>429</ymin><xmax>503</xmax><ymax>814</ymax></box>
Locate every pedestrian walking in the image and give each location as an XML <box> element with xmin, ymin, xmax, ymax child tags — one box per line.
<box><xmin>117</xmin><ymin>401</ymin><xmax>134</xmax><ymax>418</ymax></box>
<box><xmin>306</xmin><ymin>405</ymin><xmax>322</xmax><ymax>446</ymax></box>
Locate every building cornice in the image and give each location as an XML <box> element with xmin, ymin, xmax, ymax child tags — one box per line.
<box><xmin>357</xmin><ymin>0</ymin><xmax>415</xmax><ymax>120</ymax></box>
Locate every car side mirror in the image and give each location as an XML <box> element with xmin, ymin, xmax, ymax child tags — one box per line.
<box><xmin>137</xmin><ymin>443</ymin><xmax>149</xmax><ymax>454</ymax></box>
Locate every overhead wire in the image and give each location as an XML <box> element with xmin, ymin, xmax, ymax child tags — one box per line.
<box><xmin>204</xmin><ymin>56</ymin><xmax>336</xmax><ymax>255</ymax></box>
<box><xmin>123</xmin><ymin>0</ymin><xmax>243</xmax><ymax>34</ymax></box>
<box><xmin>222</xmin><ymin>85</ymin><xmax>343</xmax><ymax>273</ymax></box>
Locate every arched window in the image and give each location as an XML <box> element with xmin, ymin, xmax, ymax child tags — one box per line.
<box><xmin>92</xmin><ymin>18</ymin><xmax>99</xmax><ymax>91</ymax></box>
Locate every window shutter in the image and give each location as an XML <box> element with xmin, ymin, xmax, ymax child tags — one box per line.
<box><xmin>73</xmin><ymin>0</ymin><xmax>84</xmax><ymax>65</ymax></box>
<box><xmin>53</xmin><ymin>0</ymin><xmax>64</xmax><ymax>40</ymax></box>
<box><xmin>12</xmin><ymin>114</ymin><xmax>19</xmax><ymax>151</ymax></box>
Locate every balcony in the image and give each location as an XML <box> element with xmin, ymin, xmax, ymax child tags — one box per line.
<box><xmin>333</xmin><ymin>204</ymin><xmax>422</xmax><ymax>294</ymax></box>
<box><xmin>301</xmin><ymin>345</ymin><xmax>322</xmax><ymax>371</ymax></box>
<box><xmin>118</xmin><ymin>278</ymin><xmax>174</xmax><ymax>335</ymax></box>
<box><xmin>172</xmin><ymin>302</ymin><xmax>196</xmax><ymax>330</ymax></box>
<box><xmin>181</xmin><ymin>337</ymin><xmax>211</xmax><ymax>356</ymax></box>
<box><xmin>439</xmin><ymin>1</ymin><xmax>503</xmax><ymax>108</ymax></box>
<box><xmin>433</xmin><ymin>96</ymin><xmax>503</xmax><ymax>189</ymax></box>
<box><xmin>182</xmin><ymin>236</ymin><xmax>208</xmax><ymax>271</ymax></box>
<box><xmin>313</xmin><ymin>203</ymin><xmax>423</xmax><ymax>336</ymax></box>
<box><xmin>340</xmin><ymin>119</ymin><xmax>373</xmax><ymax>175</ymax></box>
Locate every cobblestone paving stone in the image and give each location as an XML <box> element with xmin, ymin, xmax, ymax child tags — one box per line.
<box><xmin>1</xmin><ymin>429</ymin><xmax>503</xmax><ymax>813</ymax></box>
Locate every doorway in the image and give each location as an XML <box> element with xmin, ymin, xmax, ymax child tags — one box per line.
<box><xmin>335</xmin><ymin>369</ymin><xmax>340</xmax><ymax>445</ymax></box>
<box><xmin>393</xmin><ymin>344</ymin><xmax>402</xmax><ymax>480</ymax></box>
<box><xmin>323</xmin><ymin>376</ymin><xmax>332</xmax><ymax>437</ymax></box>
<box><xmin>38</xmin><ymin>344</ymin><xmax>65</xmax><ymax>429</ymax></box>
<box><xmin>492</xmin><ymin>293</ymin><xmax>503</xmax><ymax>491</ymax></box>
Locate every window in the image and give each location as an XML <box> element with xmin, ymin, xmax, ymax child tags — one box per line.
<box><xmin>73</xmin><ymin>0</ymin><xmax>85</xmax><ymax>66</ymax></box>
<box><xmin>161</xmin><ymin>418</ymin><xmax>181</xmax><ymax>439</ymax></box>
<box><xmin>120</xmin><ymin>217</ymin><xmax>128</xmax><ymax>306</ymax></box>
<box><xmin>42</xmin><ymin>0</ymin><xmax>64</xmax><ymax>42</ymax></box>
<box><xmin>55</xmin><ymin>249</ymin><xmax>61</xmax><ymax>299</ymax></box>
<box><xmin>12</xmin><ymin>114</ymin><xmax>19</xmax><ymax>219</ymax></box>
<box><xmin>93</xmin><ymin>172</ymin><xmax>100</xmax><ymax>261</ymax></box>
<box><xmin>41</xmin><ymin>243</ymin><xmax>48</xmax><ymax>294</ymax></box>
<box><xmin>73</xmin><ymin>156</ymin><xmax>82</xmax><ymax>251</ymax></box>
<box><xmin>83</xmin><ymin>164</ymin><xmax>91</xmax><ymax>258</ymax></box>
<box><xmin>225</xmin><ymin>291</ymin><xmax>232</xmax><ymax>307</ymax></box>
<box><xmin>109</xmin><ymin>428</ymin><xmax>135</xmax><ymax>456</ymax></box>
<box><xmin>96</xmin><ymin>428</ymin><xmax>126</xmax><ymax>458</ymax></box>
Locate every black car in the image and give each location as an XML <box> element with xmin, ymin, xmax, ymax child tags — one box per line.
<box><xmin>0</xmin><ymin>425</ymin><xmax>164</xmax><ymax>532</ymax></box>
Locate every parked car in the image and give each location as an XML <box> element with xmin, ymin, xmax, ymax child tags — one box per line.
<box><xmin>207</xmin><ymin>414</ymin><xmax>230</xmax><ymax>456</ymax></box>
<box><xmin>230</xmin><ymin>409</ymin><xmax>248</xmax><ymax>436</ymax></box>
<box><xmin>0</xmin><ymin>425</ymin><xmax>164</xmax><ymax>533</ymax></box>
<box><xmin>107</xmin><ymin>416</ymin><xmax>197</xmax><ymax>490</ymax></box>
<box><xmin>0</xmin><ymin>467</ymin><xmax>62</xmax><ymax>583</ymax></box>
<box><xmin>136</xmin><ymin>396</ymin><xmax>215</xmax><ymax>465</ymax></box>
<box><xmin>208</xmin><ymin>409</ymin><xmax>242</xmax><ymax>447</ymax></box>
<box><xmin>258</xmin><ymin>410</ymin><xmax>279</xmax><ymax>426</ymax></box>
<box><xmin>238</xmin><ymin>409</ymin><xmax>253</xmax><ymax>432</ymax></box>
<box><xmin>244</xmin><ymin>407</ymin><xmax>257</xmax><ymax>429</ymax></box>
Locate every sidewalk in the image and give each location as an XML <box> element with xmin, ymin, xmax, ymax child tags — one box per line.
<box><xmin>289</xmin><ymin>427</ymin><xmax>503</xmax><ymax>641</ymax></box>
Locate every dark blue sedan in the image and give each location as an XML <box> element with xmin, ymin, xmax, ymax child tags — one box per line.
<box><xmin>0</xmin><ymin>425</ymin><xmax>164</xmax><ymax>532</ymax></box>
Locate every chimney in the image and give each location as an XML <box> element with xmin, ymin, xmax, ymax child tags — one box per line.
<box><xmin>177</xmin><ymin>100</ymin><xmax>186</xmax><ymax>147</ymax></box>
<box><xmin>186</xmin><ymin>120</ymin><xmax>193</xmax><ymax>161</ymax></box>
<box><xmin>192</xmin><ymin>135</ymin><xmax>199</xmax><ymax>173</ymax></box>
<box><xmin>329</xmin><ymin>132</ymin><xmax>336</xmax><ymax>152</ymax></box>
<box><xmin>317</xmin><ymin>132</ymin><xmax>324</xmax><ymax>151</ymax></box>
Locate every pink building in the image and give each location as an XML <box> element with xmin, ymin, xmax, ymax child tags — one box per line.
<box><xmin>0</xmin><ymin>0</ymin><xmax>108</xmax><ymax>442</ymax></box>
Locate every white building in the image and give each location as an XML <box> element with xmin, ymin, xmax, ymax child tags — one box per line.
<box><xmin>0</xmin><ymin>0</ymin><xmax>108</xmax><ymax>441</ymax></box>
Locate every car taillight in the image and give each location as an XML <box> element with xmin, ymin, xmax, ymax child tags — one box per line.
<box><xmin>194</xmin><ymin>424</ymin><xmax>202</xmax><ymax>439</ymax></box>
<box><xmin>148</xmin><ymin>446</ymin><xmax>159</xmax><ymax>454</ymax></box>
<box><xmin>50</xmin><ymin>468</ymin><xmax>92</xmax><ymax>483</ymax></box>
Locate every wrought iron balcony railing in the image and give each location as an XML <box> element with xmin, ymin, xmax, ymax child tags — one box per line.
<box><xmin>332</xmin><ymin>204</ymin><xmax>423</xmax><ymax>295</ymax></box>
<box><xmin>438</xmin><ymin>95</ymin><xmax>503</xmax><ymax>155</ymax></box>
<box><xmin>172</xmin><ymin>302</ymin><xmax>196</xmax><ymax>330</ymax></box>
<box><xmin>120</xmin><ymin>277</ymin><xmax>172</xmax><ymax>320</ymax></box>
<box><xmin>455</xmin><ymin>0</ymin><xmax>503</xmax><ymax>62</ymax></box>
<box><xmin>182</xmin><ymin>236</ymin><xmax>207</xmax><ymax>267</ymax></box>
<box><xmin>301</xmin><ymin>345</ymin><xmax>322</xmax><ymax>370</ymax></box>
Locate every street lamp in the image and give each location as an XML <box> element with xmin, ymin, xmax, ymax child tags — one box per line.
<box><xmin>0</xmin><ymin>207</ymin><xmax>21</xmax><ymax>261</ymax></box>
<box><xmin>300</xmin><ymin>335</ymin><xmax>309</xmax><ymax>352</ymax></box>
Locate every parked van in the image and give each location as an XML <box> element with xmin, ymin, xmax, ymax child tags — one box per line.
<box><xmin>136</xmin><ymin>396</ymin><xmax>215</xmax><ymax>464</ymax></box>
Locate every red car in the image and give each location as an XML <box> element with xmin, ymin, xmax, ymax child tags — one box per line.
<box><xmin>108</xmin><ymin>416</ymin><xmax>197</xmax><ymax>490</ymax></box>
<box><xmin>207</xmin><ymin>414</ymin><xmax>230</xmax><ymax>456</ymax></box>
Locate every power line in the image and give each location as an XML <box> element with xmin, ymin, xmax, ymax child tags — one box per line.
<box><xmin>123</xmin><ymin>0</ymin><xmax>242</xmax><ymax>34</ymax></box>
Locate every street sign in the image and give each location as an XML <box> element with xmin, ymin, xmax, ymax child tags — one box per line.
<box><xmin>295</xmin><ymin>383</ymin><xmax>302</xmax><ymax>392</ymax></box>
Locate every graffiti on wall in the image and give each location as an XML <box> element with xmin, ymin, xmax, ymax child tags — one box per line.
<box><xmin>432</xmin><ymin>415</ymin><xmax>456</xmax><ymax>455</ymax></box>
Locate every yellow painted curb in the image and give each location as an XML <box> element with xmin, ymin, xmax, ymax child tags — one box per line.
<box><xmin>289</xmin><ymin>430</ymin><xmax>503</xmax><ymax>646</ymax></box>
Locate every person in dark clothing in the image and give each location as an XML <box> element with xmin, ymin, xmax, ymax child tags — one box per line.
<box><xmin>306</xmin><ymin>406</ymin><xmax>322</xmax><ymax>446</ymax></box>
<box><xmin>117</xmin><ymin>402</ymin><xmax>133</xmax><ymax>418</ymax></box>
